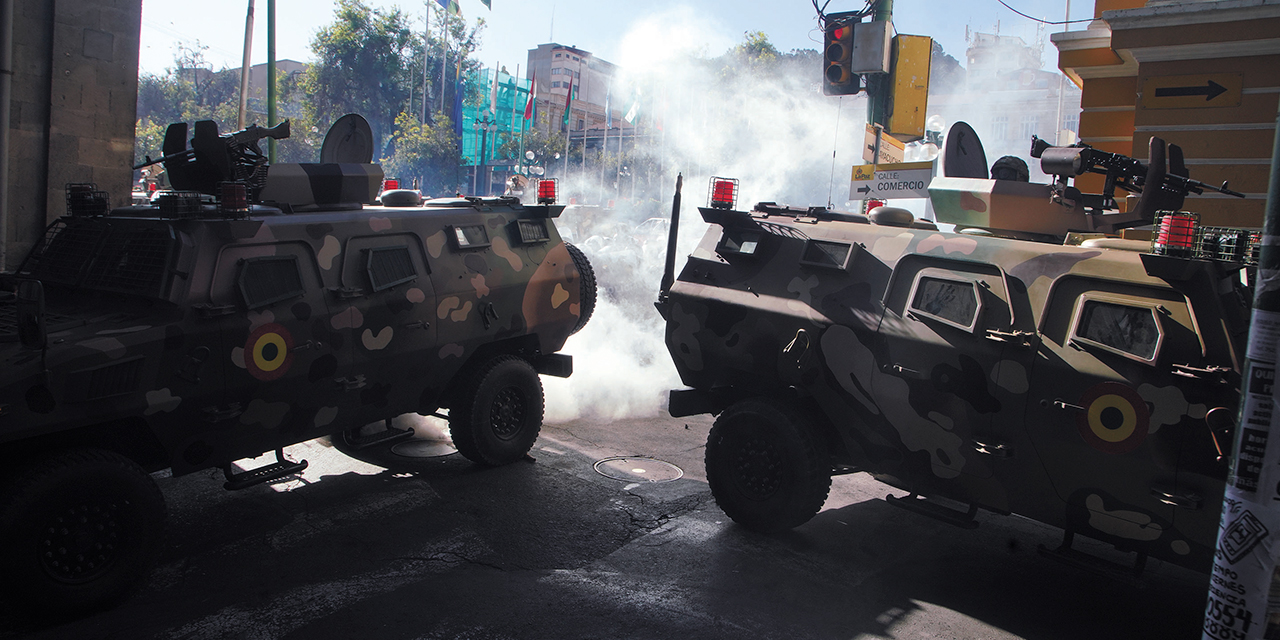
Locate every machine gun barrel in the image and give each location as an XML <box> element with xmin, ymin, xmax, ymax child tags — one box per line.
<box><xmin>132</xmin><ymin>120</ymin><xmax>291</xmax><ymax>170</ymax></box>
<box><xmin>1030</xmin><ymin>135</ymin><xmax>1244</xmax><ymax>199</ymax></box>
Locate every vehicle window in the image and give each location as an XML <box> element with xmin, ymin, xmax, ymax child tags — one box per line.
<box><xmin>800</xmin><ymin>240</ymin><xmax>853</xmax><ymax>270</ymax></box>
<box><xmin>238</xmin><ymin>256</ymin><xmax>305</xmax><ymax>310</ymax></box>
<box><xmin>910</xmin><ymin>276</ymin><xmax>980</xmax><ymax>331</ymax></box>
<box><xmin>514</xmin><ymin>220</ymin><xmax>550</xmax><ymax>244</ymax></box>
<box><xmin>1073</xmin><ymin>299</ymin><xmax>1161</xmax><ymax>362</ymax></box>
<box><xmin>366</xmin><ymin>246</ymin><xmax>417</xmax><ymax>292</ymax></box>
<box><xmin>451</xmin><ymin>224</ymin><xmax>490</xmax><ymax>249</ymax></box>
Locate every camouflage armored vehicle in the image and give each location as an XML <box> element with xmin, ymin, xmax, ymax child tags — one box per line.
<box><xmin>0</xmin><ymin>117</ymin><xmax>595</xmax><ymax>615</ymax></box>
<box><xmin>657</xmin><ymin>125</ymin><xmax>1248</xmax><ymax>575</ymax></box>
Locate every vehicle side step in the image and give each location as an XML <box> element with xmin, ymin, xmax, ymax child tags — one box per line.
<box><xmin>1037</xmin><ymin>530</ymin><xmax>1148</xmax><ymax>578</ymax></box>
<box><xmin>885</xmin><ymin>493</ymin><xmax>979</xmax><ymax>529</ymax></box>
<box><xmin>341</xmin><ymin>419</ymin><xmax>415</xmax><ymax>450</ymax></box>
<box><xmin>223</xmin><ymin>448</ymin><xmax>308</xmax><ymax>491</ymax></box>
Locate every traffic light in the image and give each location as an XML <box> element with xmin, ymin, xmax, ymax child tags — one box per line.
<box><xmin>823</xmin><ymin>19</ymin><xmax>859</xmax><ymax>96</ymax></box>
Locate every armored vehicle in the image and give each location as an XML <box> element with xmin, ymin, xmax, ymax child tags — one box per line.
<box><xmin>657</xmin><ymin>125</ymin><xmax>1248</xmax><ymax>575</ymax></box>
<box><xmin>0</xmin><ymin>117</ymin><xmax>595</xmax><ymax>615</ymax></box>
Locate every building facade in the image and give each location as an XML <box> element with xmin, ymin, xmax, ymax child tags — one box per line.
<box><xmin>3</xmin><ymin>0</ymin><xmax>142</xmax><ymax>269</ymax></box>
<box><xmin>1052</xmin><ymin>0</ymin><xmax>1279</xmax><ymax>226</ymax></box>
<box><xmin>929</xmin><ymin>32</ymin><xmax>1084</xmax><ymax>181</ymax></box>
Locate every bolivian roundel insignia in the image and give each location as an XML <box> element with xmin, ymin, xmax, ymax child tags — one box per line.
<box><xmin>244</xmin><ymin>323</ymin><xmax>295</xmax><ymax>381</ymax></box>
<box><xmin>1076</xmin><ymin>382</ymin><xmax>1149</xmax><ymax>454</ymax></box>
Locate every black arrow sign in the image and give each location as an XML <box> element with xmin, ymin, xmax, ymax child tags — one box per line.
<box><xmin>1155</xmin><ymin>80</ymin><xmax>1227</xmax><ymax>101</ymax></box>
<box><xmin>857</xmin><ymin>185</ymin><xmax>872</xmax><ymax>194</ymax></box>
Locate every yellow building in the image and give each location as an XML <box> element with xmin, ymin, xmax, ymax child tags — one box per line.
<box><xmin>1052</xmin><ymin>0</ymin><xmax>1279</xmax><ymax>226</ymax></box>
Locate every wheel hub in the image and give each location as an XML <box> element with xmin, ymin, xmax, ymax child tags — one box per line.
<box><xmin>733</xmin><ymin>435</ymin><xmax>784</xmax><ymax>500</ymax></box>
<box><xmin>40</xmin><ymin>499</ymin><xmax>125</xmax><ymax>583</ymax></box>
<box><xmin>490</xmin><ymin>387</ymin><xmax>526</xmax><ymax>440</ymax></box>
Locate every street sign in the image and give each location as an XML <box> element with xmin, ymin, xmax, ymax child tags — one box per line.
<box><xmin>849</xmin><ymin>161</ymin><xmax>933</xmax><ymax>200</ymax></box>
<box><xmin>863</xmin><ymin>124</ymin><xmax>905</xmax><ymax>165</ymax></box>
<box><xmin>1141</xmin><ymin>73</ymin><xmax>1242</xmax><ymax>110</ymax></box>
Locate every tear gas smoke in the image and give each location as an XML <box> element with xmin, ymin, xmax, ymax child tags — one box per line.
<box><xmin>540</xmin><ymin>12</ymin><xmax>1078</xmax><ymax>423</ymax></box>
<box><xmin>543</xmin><ymin>10</ymin><xmax>869</xmax><ymax>423</ymax></box>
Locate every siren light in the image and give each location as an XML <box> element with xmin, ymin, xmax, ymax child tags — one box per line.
<box><xmin>709</xmin><ymin>177</ymin><xmax>739</xmax><ymax>210</ymax></box>
<box><xmin>1153</xmin><ymin>212</ymin><xmax>1198</xmax><ymax>258</ymax></box>
<box><xmin>537</xmin><ymin>178</ymin><xmax>558</xmax><ymax>204</ymax></box>
<box><xmin>383</xmin><ymin>179</ymin><xmax>399</xmax><ymax>191</ymax></box>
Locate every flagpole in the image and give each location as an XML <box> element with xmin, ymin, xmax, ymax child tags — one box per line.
<box><xmin>427</xmin><ymin>3</ymin><xmax>437</xmax><ymax>123</ymax></box>
<box><xmin>438</xmin><ymin>3</ymin><xmax>447</xmax><ymax>116</ymax></box>
<box><xmin>599</xmin><ymin>89</ymin><xmax>608</xmax><ymax>204</ymax></box>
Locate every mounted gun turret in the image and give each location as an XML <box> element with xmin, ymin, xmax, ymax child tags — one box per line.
<box><xmin>928</xmin><ymin>122</ymin><xmax>1245</xmax><ymax>241</ymax></box>
<box><xmin>135</xmin><ymin>120</ymin><xmax>291</xmax><ymax>199</ymax></box>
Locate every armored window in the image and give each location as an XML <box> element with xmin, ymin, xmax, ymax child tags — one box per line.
<box><xmin>365</xmin><ymin>246</ymin><xmax>417</xmax><ymax>292</ymax></box>
<box><xmin>450</xmin><ymin>224</ymin><xmax>490</xmax><ymax>249</ymax></box>
<box><xmin>908</xmin><ymin>275</ymin><xmax>981</xmax><ymax>332</ymax></box>
<box><xmin>84</xmin><ymin>226</ymin><xmax>173</xmax><ymax>296</ymax></box>
<box><xmin>800</xmin><ymin>240</ymin><xmax>853</xmax><ymax>270</ymax></box>
<box><xmin>718</xmin><ymin>231</ymin><xmax>762</xmax><ymax>257</ymax></box>
<box><xmin>238</xmin><ymin>255</ymin><xmax>305</xmax><ymax>310</ymax></box>
<box><xmin>513</xmin><ymin>220</ymin><xmax>550</xmax><ymax>244</ymax></box>
<box><xmin>1071</xmin><ymin>298</ymin><xmax>1162</xmax><ymax>363</ymax></box>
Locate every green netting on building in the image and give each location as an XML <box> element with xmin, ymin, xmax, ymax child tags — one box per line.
<box><xmin>460</xmin><ymin>68</ymin><xmax>532</xmax><ymax>168</ymax></box>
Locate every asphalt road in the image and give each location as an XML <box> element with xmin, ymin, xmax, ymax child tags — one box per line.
<box><xmin>0</xmin><ymin>412</ymin><xmax>1211</xmax><ymax>640</ymax></box>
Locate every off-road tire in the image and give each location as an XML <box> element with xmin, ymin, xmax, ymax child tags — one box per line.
<box><xmin>564</xmin><ymin>242</ymin><xmax>596</xmax><ymax>335</ymax></box>
<box><xmin>450</xmin><ymin>355</ymin><xmax>545</xmax><ymax>466</ymax></box>
<box><xmin>0</xmin><ymin>449</ymin><xmax>167</xmax><ymax>619</ymax></box>
<box><xmin>705</xmin><ymin>398</ymin><xmax>831</xmax><ymax>532</ymax></box>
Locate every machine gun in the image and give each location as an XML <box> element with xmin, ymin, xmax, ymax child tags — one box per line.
<box><xmin>1029</xmin><ymin>135</ymin><xmax>1243</xmax><ymax>227</ymax></box>
<box><xmin>135</xmin><ymin>120</ymin><xmax>291</xmax><ymax>198</ymax></box>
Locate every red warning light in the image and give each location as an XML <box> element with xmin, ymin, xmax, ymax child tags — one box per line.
<box><xmin>1154</xmin><ymin>212</ymin><xmax>1198</xmax><ymax>257</ymax></box>
<box><xmin>537</xmin><ymin>178</ymin><xmax>558</xmax><ymax>204</ymax></box>
<box><xmin>708</xmin><ymin>177</ymin><xmax>739</xmax><ymax>210</ymax></box>
<box><xmin>867</xmin><ymin>199</ymin><xmax>885</xmax><ymax>211</ymax></box>
<box><xmin>383</xmin><ymin>179</ymin><xmax>399</xmax><ymax>190</ymax></box>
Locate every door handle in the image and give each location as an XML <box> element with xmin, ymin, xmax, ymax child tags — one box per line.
<box><xmin>1043</xmin><ymin>398</ymin><xmax>1085</xmax><ymax>412</ymax></box>
<box><xmin>1151</xmin><ymin>488</ymin><xmax>1201</xmax><ymax>509</ymax></box>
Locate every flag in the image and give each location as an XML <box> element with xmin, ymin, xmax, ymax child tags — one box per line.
<box><xmin>434</xmin><ymin>0</ymin><xmax>459</xmax><ymax>15</ymax></box>
<box><xmin>488</xmin><ymin>67</ymin><xmax>499</xmax><ymax>115</ymax></box>
<box><xmin>479</xmin><ymin>0</ymin><xmax>491</xmax><ymax>7</ymax></box>
<box><xmin>605</xmin><ymin>86</ymin><xmax>611</xmax><ymax>129</ymax></box>
<box><xmin>523</xmin><ymin>71</ymin><xmax>537</xmax><ymax>120</ymax></box>
<box><xmin>562</xmin><ymin>78</ymin><xmax>573</xmax><ymax>128</ymax></box>
<box><xmin>624</xmin><ymin>88</ymin><xmax>640</xmax><ymax>124</ymax></box>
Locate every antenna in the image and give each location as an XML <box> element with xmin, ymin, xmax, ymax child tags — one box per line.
<box><xmin>827</xmin><ymin>96</ymin><xmax>844</xmax><ymax>210</ymax></box>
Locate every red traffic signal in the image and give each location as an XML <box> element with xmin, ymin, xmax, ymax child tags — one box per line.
<box><xmin>823</xmin><ymin>20</ymin><xmax>859</xmax><ymax>96</ymax></box>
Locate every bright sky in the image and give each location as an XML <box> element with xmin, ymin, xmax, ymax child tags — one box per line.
<box><xmin>137</xmin><ymin>0</ymin><xmax>1090</xmax><ymax>78</ymax></box>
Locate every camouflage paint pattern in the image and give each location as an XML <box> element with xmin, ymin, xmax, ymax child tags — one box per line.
<box><xmin>659</xmin><ymin>201</ymin><xmax>1245</xmax><ymax>572</ymax></box>
<box><xmin>0</xmin><ymin>195</ymin><xmax>589</xmax><ymax>477</ymax></box>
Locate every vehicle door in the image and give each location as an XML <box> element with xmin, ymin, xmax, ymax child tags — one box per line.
<box><xmin>1023</xmin><ymin>276</ymin><xmax>1203</xmax><ymax>551</ymax></box>
<box><xmin>334</xmin><ymin>232</ymin><xmax>438</xmax><ymax>425</ymax></box>
<box><xmin>877</xmin><ymin>256</ymin><xmax>1033</xmax><ymax>491</ymax></box>
<box><xmin>206</xmin><ymin>240</ymin><xmax>348</xmax><ymax>462</ymax></box>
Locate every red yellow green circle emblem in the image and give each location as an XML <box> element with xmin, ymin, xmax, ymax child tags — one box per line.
<box><xmin>245</xmin><ymin>323</ymin><xmax>294</xmax><ymax>381</ymax></box>
<box><xmin>1076</xmin><ymin>381</ymin><xmax>1149</xmax><ymax>454</ymax></box>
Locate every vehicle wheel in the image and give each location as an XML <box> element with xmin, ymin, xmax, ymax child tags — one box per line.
<box><xmin>0</xmin><ymin>449</ymin><xmax>167</xmax><ymax>618</ymax></box>
<box><xmin>705</xmin><ymin>398</ymin><xmax>831</xmax><ymax>532</ymax></box>
<box><xmin>450</xmin><ymin>355</ymin><xmax>544</xmax><ymax>466</ymax></box>
<box><xmin>564</xmin><ymin>242</ymin><xmax>596</xmax><ymax>335</ymax></box>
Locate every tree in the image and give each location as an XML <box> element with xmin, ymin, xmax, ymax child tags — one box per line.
<box><xmin>134</xmin><ymin>44</ymin><xmax>243</xmax><ymax>164</ymax></box>
<box><xmin>302</xmin><ymin>0</ymin><xmax>422</xmax><ymax>156</ymax></box>
<box><xmin>381</xmin><ymin>111</ymin><xmax>463</xmax><ymax>196</ymax></box>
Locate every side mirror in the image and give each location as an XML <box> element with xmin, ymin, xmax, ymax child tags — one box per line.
<box><xmin>16</xmin><ymin>280</ymin><xmax>46</xmax><ymax>350</ymax></box>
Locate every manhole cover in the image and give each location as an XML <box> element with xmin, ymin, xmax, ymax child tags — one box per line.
<box><xmin>593</xmin><ymin>456</ymin><xmax>684</xmax><ymax>483</ymax></box>
<box><xmin>391</xmin><ymin>440</ymin><xmax>458</xmax><ymax>458</ymax></box>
